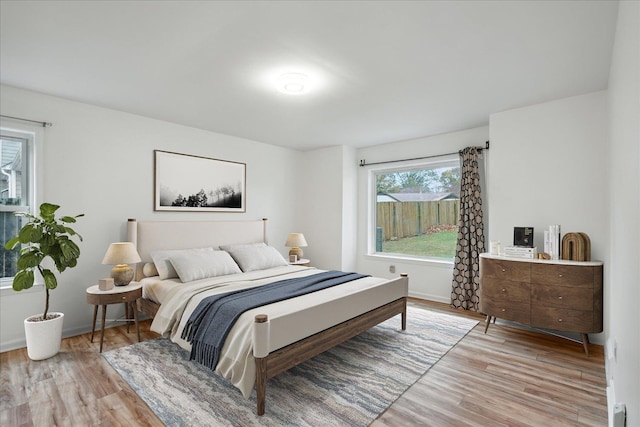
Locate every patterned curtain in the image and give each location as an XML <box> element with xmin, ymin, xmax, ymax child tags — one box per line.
<box><xmin>451</xmin><ymin>146</ymin><xmax>486</xmax><ymax>311</ymax></box>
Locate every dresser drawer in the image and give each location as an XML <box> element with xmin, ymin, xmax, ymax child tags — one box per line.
<box><xmin>481</xmin><ymin>279</ymin><xmax>530</xmax><ymax>303</ymax></box>
<box><xmin>481</xmin><ymin>258</ymin><xmax>530</xmax><ymax>281</ymax></box>
<box><xmin>481</xmin><ymin>300</ymin><xmax>530</xmax><ymax>324</ymax></box>
<box><xmin>531</xmin><ymin>284</ymin><xmax>593</xmax><ymax>310</ymax></box>
<box><xmin>531</xmin><ymin>307</ymin><xmax>594</xmax><ymax>332</ymax></box>
<box><xmin>531</xmin><ymin>264</ymin><xmax>593</xmax><ymax>287</ymax></box>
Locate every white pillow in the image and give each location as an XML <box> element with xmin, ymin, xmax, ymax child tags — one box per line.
<box><xmin>169</xmin><ymin>250</ymin><xmax>241</xmax><ymax>282</ymax></box>
<box><xmin>222</xmin><ymin>244</ymin><xmax>288</xmax><ymax>272</ymax></box>
<box><xmin>142</xmin><ymin>262</ymin><xmax>158</xmax><ymax>277</ymax></box>
<box><xmin>150</xmin><ymin>247</ymin><xmax>215</xmax><ymax>280</ymax></box>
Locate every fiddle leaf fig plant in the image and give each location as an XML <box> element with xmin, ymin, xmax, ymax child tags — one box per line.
<box><xmin>4</xmin><ymin>202</ymin><xmax>84</xmax><ymax>321</ymax></box>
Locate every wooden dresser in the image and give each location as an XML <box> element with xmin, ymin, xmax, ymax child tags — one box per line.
<box><xmin>479</xmin><ymin>253</ymin><xmax>603</xmax><ymax>355</ymax></box>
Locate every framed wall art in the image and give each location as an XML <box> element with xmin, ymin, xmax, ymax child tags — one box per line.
<box><xmin>154</xmin><ymin>150</ymin><xmax>246</xmax><ymax>212</ymax></box>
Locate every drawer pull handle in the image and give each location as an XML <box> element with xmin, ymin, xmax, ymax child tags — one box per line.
<box><xmin>558</xmin><ymin>318</ymin><xmax>563</xmax><ymax>322</ymax></box>
<box><xmin>558</xmin><ymin>296</ymin><xmax>563</xmax><ymax>300</ymax></box>
<box><xmin>501</xmin><ymin>269</ymin><xmax>506</xmax><ymax>272</ymax></box>
<box><xmin>501</xmin><ymin>288</ymin><xmax>507</xmax><ymax>292</ymax></box>
<box><xmin>558</xmin><ymin>274</ymin><xmax>563</xmax><ymax>278</ymax></box>
<box><xmin>122</xmin><ymin>296</ymin><xmax>126</xmax><ymax>300</ymax></box>
<box><xmin>501</xmin><ymin>309</ymin><xmax>506</xmax><ymax>312</ymax></box>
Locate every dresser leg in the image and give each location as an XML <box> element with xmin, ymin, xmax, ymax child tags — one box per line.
<box><xmin>484</xmin><ymin>315</ymin><xmax>492</xmax><ymax>333</ymax></box>
<box><xmin>581</xmin><ymin>333</ymin><xmax>590</xmax><ymax>356</ymax></box>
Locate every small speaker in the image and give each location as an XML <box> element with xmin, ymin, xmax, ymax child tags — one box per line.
<box><xmin>514</xmin><ymin>227</ymin><xmax>534</xmax><ymax>247</ymax></box>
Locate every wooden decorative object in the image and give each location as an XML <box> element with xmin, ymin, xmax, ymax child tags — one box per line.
<box><xmin>99</xmin><ymin>278</ymin><xmax>114</xmax><ymax>291</ymax></box>
<box><xmin>561</xmin><ymin>232</ymin><xmax>591</xmax><ymax>261</ymax></box>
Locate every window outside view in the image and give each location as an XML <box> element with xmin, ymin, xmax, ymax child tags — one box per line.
<box><xmin>1</xmin><ymin>135</ymin><xmax>29</xmax><ymax>282</ymax></box>
<box><xmin>374</xmin><ymin>159</ymin><xmax>461</xmax><ymax>260</ymax></box>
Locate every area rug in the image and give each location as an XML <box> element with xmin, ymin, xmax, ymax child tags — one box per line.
<box><xmin>103</xmin><ymin>305</ymin><xmax>477</xmax><ymax>426</ymax></box>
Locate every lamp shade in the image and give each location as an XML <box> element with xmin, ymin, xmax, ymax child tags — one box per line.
<box><xmin>285</xmin><ymin>233</ymin><xmax>308</xmax><ymax>248</ymax></box>
<box><xmin>101</xmin><ymin>242</ymin><xmax>141</xmax><ymax>265</ymax></box>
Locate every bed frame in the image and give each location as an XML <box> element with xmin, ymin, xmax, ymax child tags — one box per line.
<box><xmin>127</xmin><ymin>218</ymin><xmax>408</xmax><ymax>415</ymax></box>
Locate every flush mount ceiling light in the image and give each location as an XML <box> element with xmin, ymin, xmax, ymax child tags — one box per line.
<box><xmin>277</xmin><ymin>73</ymin><xmax>311</xmax><ymax>95</ymax></box>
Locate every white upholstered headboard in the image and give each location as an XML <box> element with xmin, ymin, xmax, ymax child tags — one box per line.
<box><xmin>126</xmin><ymin>218</ymin><xmax>268</xmax><ymax>279</ymax></box>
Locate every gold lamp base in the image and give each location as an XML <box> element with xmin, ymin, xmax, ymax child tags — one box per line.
<box><xmin>289</xmin><ymin>247</ymin><xmax>304</xmax><ymax>260</ymax></box>
<box><xmin>111</xmin><ymin>264</ymin><xmax>134</xmax><ymax>286</ymax></box>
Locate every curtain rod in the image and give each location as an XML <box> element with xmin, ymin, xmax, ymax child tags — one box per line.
<box><xmin>0</xmin><ymin>114</ymin><xmax>52</xmax><ymax>127</ymax></box>
<box><xmin>359</xmin><ymin>141</ymin><xmax>489</xmax><ymax>167</ymax></box>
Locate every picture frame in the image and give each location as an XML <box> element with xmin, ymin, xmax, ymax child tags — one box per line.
<box><xmin>154</xmin><ymin>150</ymin><xmax>246</xmax><ymax>212</ymax></box>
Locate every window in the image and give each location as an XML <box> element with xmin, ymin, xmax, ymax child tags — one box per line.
<box><xmin>370</xmin><ymin>156</ymin><xmax>460</xmax><ymax>260</ymax></box>
<box><xmin>1</xmin><ymin>128</ymin><xmax>35</xmax><ymax>287</ymax></box>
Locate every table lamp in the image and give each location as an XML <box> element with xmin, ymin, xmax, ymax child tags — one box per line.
<box><xmin>101</xmin><ymin>242</ymin><xmax>141</xmax><ymax>286</ymax></box>
<box><xmin>285</xmin><ymin>233</ymin><xmax>308</xmax><ymax>260</ymax></box>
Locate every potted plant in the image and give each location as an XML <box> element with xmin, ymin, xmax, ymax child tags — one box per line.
<box><xmin>4</xmin><ymin>202</ymin><xmax>83</xmax><ymax>360</ymax></box>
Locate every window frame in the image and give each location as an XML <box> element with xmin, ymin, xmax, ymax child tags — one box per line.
<box><xmin>367</xmin><ymin>154</ymin><xmax>461</xmax><ymax>264</ymax></box>
<box><xmin>0</xmin><ymin>123</ymin><xmax>42</xmax><ymax>290</ymax></box>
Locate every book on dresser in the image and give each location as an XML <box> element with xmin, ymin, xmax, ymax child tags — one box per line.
<box><xmin>478</xmin><ymin>253</ymin><xmax>603</xmax><ymax>356</ymax></box>
<box><xmin>503</xmin><ymin>246</ymin><xmax>538</xmax><ymax>259</ymax></box>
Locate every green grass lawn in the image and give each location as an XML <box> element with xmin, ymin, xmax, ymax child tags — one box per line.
<box><xmin>380</xmin><ymin>230</ymin><xmax>458</xmax><ymax>258</ymax></box>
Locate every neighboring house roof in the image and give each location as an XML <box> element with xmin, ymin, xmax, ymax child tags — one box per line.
<box><xmin>377</xmin><ymin>192</ymin><xmax>459</xmax><ymax>202</ymax></box>
<box><xmin>376</xmin><ymin>193</ymin><xmax>400</xmax><ymax>202</ymax></box>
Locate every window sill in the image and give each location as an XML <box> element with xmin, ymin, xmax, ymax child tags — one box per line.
<box><xmin>365</xmin><ymin>253</ymin><xmax>454</xmax><ymax>268</ymax></box>
<box><xmin>1</xmin><ymin>282</ymin><xmax>44</xmax><ymax>295</ymax></box>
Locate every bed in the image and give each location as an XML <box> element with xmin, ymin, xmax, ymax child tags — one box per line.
<box><xmin>126</xmin><ymin>218</ymin><xmax>409</xmax><ymax>415</ymax></box>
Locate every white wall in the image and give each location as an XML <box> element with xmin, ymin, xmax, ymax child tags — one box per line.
<box><xmin>488</xmin><ymin>91</ymin><xmax>609</xmax><ymax>345</ymax></box>
<box><xmin>356</xmin><ymin>126</ymin><xmax>490</xmax><ymax>302</ymax></box>
<box><xmin>341</xmin><ymin>145</ymin><xmax>358</xmax><ymax>271</ymax></box>
<box><xmin>0</xmin><ymin>85</ymin><xmax>300</xmax><ymax>352</ymax></box>
<box><xmin>606</xmin><ymin>0</ymin><xmax>639</xmax><ymax>423</ymax></box>
<box><xmin>296</xmin><ymin>146</ymin><xmax>354</xmax><ymax>271</ymax></box>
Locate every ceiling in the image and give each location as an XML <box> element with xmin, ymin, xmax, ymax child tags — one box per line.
<box><xmin>0</xmin><ymin>1</ymin><xmax>619</xmax><ymax>151</ymax></box>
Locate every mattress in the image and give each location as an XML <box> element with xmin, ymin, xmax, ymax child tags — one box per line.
<box><xmin>140</xmin><ymin>276</ymin><xmax>181</xmax><ymax>304</ymax></box>
<box><xmin>149</xmin><ymin>265</ymin><xmax>407</xmax><ymax>397</ymax></box>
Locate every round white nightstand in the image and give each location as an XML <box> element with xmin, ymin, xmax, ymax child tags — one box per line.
<box><xmin>289</xmin><ymin>258</ymin><xmax>310</xmax><ymax>267</ymax></box>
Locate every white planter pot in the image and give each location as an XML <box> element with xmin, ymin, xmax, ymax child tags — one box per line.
<box><xmin>24</xmin><ymin>312</ymin><xmax>64</xmax><ymax>360</ymax></box>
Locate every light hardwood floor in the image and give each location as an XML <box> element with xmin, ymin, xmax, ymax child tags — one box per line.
<box><xmin>1</xmin><ymin>300</ymin><xmax>606</xmax><ymax>426</ymax></box>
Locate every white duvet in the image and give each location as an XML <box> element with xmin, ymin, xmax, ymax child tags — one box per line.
<box><xmin>150</xmin><ymin>265</ymin><xmax>403</xmax><ymax>397</ymax></box>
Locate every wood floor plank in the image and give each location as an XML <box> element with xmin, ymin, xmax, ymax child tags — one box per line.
<box><xmin>0</xmin><ymin>301</ymin><xmax>607</xmax><ymax>426</ymax></box>
<box><xmin>0</xmin><ymin>403</ymin><xmax>33</xmax><ymax>427</ymax></box>
<box><xmin>430</xmin><ymin>358</ymin><xmax>528</xmax><ymax>393</ymax></box>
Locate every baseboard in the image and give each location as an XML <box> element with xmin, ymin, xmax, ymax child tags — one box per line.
<box><xmin>605</xmin><ymin>338</ymin><xmax>626</xmax><ymax>427</ymax></box>
<box><xmin>605</xmin><ymin>337</ymin><xmax>616</xmax><ymax>383</ymax></box>
<box><xmin>607</xmin><ymin>383</ymin><xmax>615</xmax><ymax>427</ymax></box>
<box><xmin>0</xmin><ymin>320</ymin><xmax>143</xmax><ymax>354</ymax></box>
<box><xmin>607</xmin><ymin>381</ymin><xmax>626</xmax><ymax>427</ymax></box>
<box><xmin>1</xmin><ymin>324</ymin><xmax>90</xmax><ymax>353</ymax></box>
<box><xmin>408</xmin><ymin>291</ymin><xmax>449</xmax><ymax>304</ymax></box>
<box><xmin>0</xmin><ymin>337</ymin><xmax>26</xmax><ymax>353</ymax></box>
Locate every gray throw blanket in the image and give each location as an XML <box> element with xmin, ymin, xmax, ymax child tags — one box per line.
<box><xmin>181</xmin><ymin>270</ymin><xmax>368</xmax><ymax>370</ymax></box>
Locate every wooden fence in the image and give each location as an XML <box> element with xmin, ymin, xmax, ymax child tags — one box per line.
<box><xmin>376</xmin><ymin>200</ymin><xmax>460</xmax><ymax>241</ymax></box>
